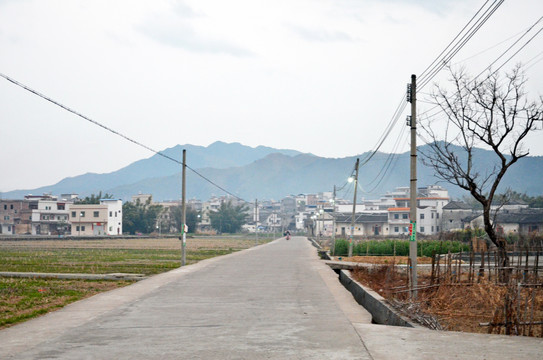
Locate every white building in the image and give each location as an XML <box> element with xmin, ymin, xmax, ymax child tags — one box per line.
<box><xmin>31</xmin><ymin>199</ymin><xmax>70</xmax><ymax>235</ymax></box>
<box><xmin>69</xmin><ymin>199</ymin><xmax>122</xmax><ymax>236</ymax></box>
<box><xmin>387</xmin><ymin>185</ymin><xmax>450</xmax><ymax>236</ymax></box>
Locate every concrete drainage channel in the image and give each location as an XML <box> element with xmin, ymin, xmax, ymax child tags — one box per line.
<box><xmin>309</xmin><ymin>239</ymin><xmax>417</xmax><ymax>328</ymax></box>
<box><xmin>337</xmin><ymin>269</ymin><xmax>418</xmax><ymax>327</ymax></box>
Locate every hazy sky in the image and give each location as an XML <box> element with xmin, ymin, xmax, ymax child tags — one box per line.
<box><xmin>1</xmin><ymin>0</ymin><xmax>542</xmax><ymax>192</ymax></box>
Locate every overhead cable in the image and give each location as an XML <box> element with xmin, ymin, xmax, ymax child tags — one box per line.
<box><xmin>0</xmin><ymin>72</ymin><xmax>247</xmax><ymax>203</ymax></box>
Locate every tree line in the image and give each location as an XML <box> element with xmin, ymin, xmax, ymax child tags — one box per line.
<box><xmin>78</xmin><ymin>194</ymin><xmax>249</xmax><ymax>235</ymax></box>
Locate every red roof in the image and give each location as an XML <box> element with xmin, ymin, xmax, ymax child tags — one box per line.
<box><xmin>388</xmin><ymin>207</ymin><xmax>410</xmax><ymax>212</ymax></box>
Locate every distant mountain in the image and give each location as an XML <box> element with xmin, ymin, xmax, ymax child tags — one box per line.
<box><xmin>3</xmin><ymin>142</ymin><xmax>543</xmax><ymax>202</ymax></box>
<box><xmin>100</xmin><ymin>145</ymin><xmax>543</xmax><ymax>201</ymax></box>
<box><xmin>1</xmin><ymin>141</ymin><xmax>302</xmax><ymax>199</ymax></box>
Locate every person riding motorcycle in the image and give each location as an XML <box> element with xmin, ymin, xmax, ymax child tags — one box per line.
<box><xmin>284</xmin><ymin>230</ymin><xmax>291</xmax><ymax>240</ymax></box>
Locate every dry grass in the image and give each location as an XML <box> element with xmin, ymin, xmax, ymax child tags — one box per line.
<box><xmin>340</xmin><ymin>255</ymin><xmax>434</xmax><ymax>265</ymax></box>
<box><xmin>352</xmin><ymin>263</ymin><xmax>543</xmax><ymax>336</ymax></box>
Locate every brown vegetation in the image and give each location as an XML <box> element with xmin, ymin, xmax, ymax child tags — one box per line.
<box><xmin>351</xmin><ymin>255</ymin><xmax>543</xmax><ymax>337</ymax></box>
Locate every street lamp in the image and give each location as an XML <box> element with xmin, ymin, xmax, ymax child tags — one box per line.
<box><xmin>311</xmin><ymin>215</ymin><xmax>317</xmax><ymax>237</ymax></box>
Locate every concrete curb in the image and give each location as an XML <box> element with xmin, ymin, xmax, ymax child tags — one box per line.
<box><xmin>307</xmin><ymin>237</ymin><xmax>321</xmax><ymax>249</ymax></box>
<box><xmin>338</xmin><ymin>269</ymin><xmax>420</xmax><ymax>328</ymax></box>
<box><xmin>0</xmin><ymin>271</ymin><xmax>146</xmax><ymax>281</ymax></box>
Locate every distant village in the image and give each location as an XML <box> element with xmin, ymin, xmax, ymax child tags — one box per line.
<box><xmin>1</xmin><ymin>184</ymin><xmax>542</xmax><ymax>238</ymax></box>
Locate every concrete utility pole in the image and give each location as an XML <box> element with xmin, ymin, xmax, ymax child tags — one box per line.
<box><xmin>254</xmin><ymin>199</ymin><xmax>258</xmax><ymax>245</ymax></box>
<box><xmin>331</xmin><ymin>185</ymin><xmax>336</xmax><ymax>256</ymax></box>
<box><xmin>181</xmin><ymin>149</ymin><xmax>187</xmax><ymax>266</ymax></box>
<box><xmin>408</xmin><ymin>75</ymin><xmax>418</xmax><ymax>298</ymax></box>
<box><xmin>348</xmin><ymin>158</ymin><xmax>360</xmax><ymax>258</ymax></box>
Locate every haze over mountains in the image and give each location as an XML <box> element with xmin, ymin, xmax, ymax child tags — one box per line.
<box><xmin>3</xmin><ymin>141</ymin><xmax>542</xmax><ymax>202</ymax></box>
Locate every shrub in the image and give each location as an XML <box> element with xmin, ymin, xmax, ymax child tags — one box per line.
<box><xmin>334</xmin><ymin>239</ymin><xmax>350</xmax><ymax>256</ymax></box>
<box><xmin>334</xmin><ymin>238</ymin><xmax>470</xmax><ymax>257</ymax></box>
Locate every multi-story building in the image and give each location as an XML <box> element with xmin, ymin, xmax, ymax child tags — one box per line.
<box><xmin>387</xmin><ymin>185</ymin><xmax>450</xmax><ymax>236</ymax></box>
<box><xmin>0</xmin><ymin>199</ymin><xmax>31</xmax><ymax>234</ymax></box>
<box><xmin>31</xmin><ymin>199</ymin><xmax>70</xmax><ymax>235</ymax></box>
<box><xmin>69</xmin><ymin>199</ymin><xmax>122</xmax><ymax>236</ymax></box>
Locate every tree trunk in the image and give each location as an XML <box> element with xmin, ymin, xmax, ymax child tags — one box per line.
<box><xmin>483</xmin><ymin>205</ymin><xmax>509</xmax><ymax>283</ymax></box>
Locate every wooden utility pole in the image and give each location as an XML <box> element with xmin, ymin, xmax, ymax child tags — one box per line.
<box><xmin>408</xmin><ymin>75</ymin><xmax>418</xmax><ymax>298</ymax></box>
<box><xmin>348</xmin><ymin>158</ymin><xmax>359</xmax><ymax>258</ymax></box>
<box><xmin>181</xmin><ymin>149</ymin><xmax>187</xmax><ymax>266</ymax></box>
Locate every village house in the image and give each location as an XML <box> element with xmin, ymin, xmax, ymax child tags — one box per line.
<box><xmin>0</xmin><ymin>199</ymin><xmax>32</xmax><ymax>234</ymax></box>
<box><xmin>69</xmin><ymin>199</ymin><xmax>122</xmax><ymax>236</ymax></box>
<box><xmin>31</xmin><ymin>198</ymin><xmax>70</xmax><ymax>235</ymax></box>
<box><xmin>332</xmin><ymin>212</ymin><xmax>389</xmax><ymax>237</ymax></box>
<box><xmin>462</xmin><ymin>208</ymin><xmax>543</xmax><ymax>235</ymax></box>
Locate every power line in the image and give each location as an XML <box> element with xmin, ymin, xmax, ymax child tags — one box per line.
<box><xmin>419</xmin><ymin>0</ymin><xmax>494</xmax><ymax>81</ymax></box>
<box><xmin>473</xmin><ymin>16</ymin><xmax>543</xmax><ymax>79</ymax></box>
<box><xmin>452</xmin><ymin>25</ymin><xmax>541</xmax><ymax>65</ymax></box>
<box><xmin>418</xmin><ymin>0</ymin><xmax>505</xmax><ymax>90</ymax></box>
<box><xmin>360</xmin><ymin>95</ymin><xmax>407</xmax><ymax>166</ymax></box>
<box><xmin>0</xmin><ymin>72</ymin><xmax>247</xmax><ymax>203</ymax></box>
<box><xmin>483</xmin><ymin>25</ymin><xmax>543</xmax><ymax>77</ymax></box>
<box><xmin>358</xmin><ymin>0</ymin><xmax>504</xmax><ymax>180</ymax></box>
<box><xmin>419</xmin><ymin>20</ymin><xmax>543</xmax><ymax>122</ymax></box>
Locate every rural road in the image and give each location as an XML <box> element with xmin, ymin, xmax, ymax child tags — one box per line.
<box><xmin>1</xmin><ymin>236</ymin><xmax>542</xmax><ymax>359</ymax></box>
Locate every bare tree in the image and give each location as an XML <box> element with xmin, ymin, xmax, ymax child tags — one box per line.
<box><xmin>421</xmin><ymin>65</ymin><xmax>543</xmax><ymax>276</ymax></box>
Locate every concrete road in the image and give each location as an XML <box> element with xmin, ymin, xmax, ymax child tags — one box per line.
<box><xmin>1</xmin><ymin>236</ymin><xmax>542</xmax><ymax>359</ymax></box>
<box><xmin>0</xmin><ymin>237</ymin><xmax>373</xmax><ymax>359</ymax></box>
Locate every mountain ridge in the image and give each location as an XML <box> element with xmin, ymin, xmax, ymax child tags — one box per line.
<box><xmin>2</xmin><ymin>142</ymin><xmax>542</xmax><ymax>201</ymax></box>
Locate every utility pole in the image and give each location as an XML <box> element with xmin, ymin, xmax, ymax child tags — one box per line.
<box><xmin>408</xmin><ymin>74</ymin><xmax>418</xmax><ymax>298</ymax></box>
<box><xmin>254</xmin><ymin>199</ymin><xmax>258</xmax><ymax>245</ymax></box>
<box><xmin>331</xmin><ymin>185</ymin><xmax>336</xmax><ymax>256</ymax></box>
<box><xmin>181</xmin><ymin>149</ymin><xmax>187</xmax><ymax>266</ymax></box>
<box><xmin>348</xmin><ymin>158</ymin><xmax>360</xmax><ymax>258</ymax></box>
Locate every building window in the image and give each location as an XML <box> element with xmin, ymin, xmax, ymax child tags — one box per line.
<box><xmin>109</xmin><ymin>211</ymin><xmax>112</xmax><ymax>217</ymax></box>
<box><xmin>431</xmin><ymin>213</ymin><xmax>434</xmax><ymax>219</ymax></box>
<box><xmin>420</xmin><ymin>214</ymin><xmax>425</xmax><ymax>220</ymax></box>
<box><xmin>10</xmin><ymin>204</ymin><xmax>13</xmax><ymax>209</ymax></box>
<box><xmin>109</xmin><ymin>226</ymin><xmax>112</xmax><ymax>231</ymax></box>
<box><xmin>115</xmin><ymin>211</ymin><xmax>118</xmax><ymax>217</ymax></box>
<box><xmin>80</xmin><ymin>211</ymin><xmax>85</xmax><ymax>217</ymax></box>
<box><xmin>436</xmin><ymin>213</ymin><xmax>440</xmax><ymax>219</ymax></box>
<box><xmin>8</xmin><ymin>225</ymin><xmax>11</xmax><ymax>232</ymax></box>
<box><xmin>81</xmin><ymin>226</ymin><xmax>85</xmax><ymax>231</ymax></box>
<box><xmin>421</xmin><ymin>226</ymin><xmax>425</xmax><ymax>232</ymax></box>
<box><xmin>394</xmin><ymin>227</ymin><xmax>399</xmax><ymax>233</ymax></box>
<box><xmin>72</xmin><ymin>211</ymin><xmax>76</xmax><ymax>217</ymax></box>
<box><xmin>94</xmin><ymin>211</ymin><xmax>99</xmax><ymax>217</ymax></box>
<box><xmin>394</xmin><ymin>214</ymin><xmax>399</xmax><ymax>219</ymax></box>
<box><xmin>402</xmin><ymin>214</ymin><xmax>408</xmax><ymax>219</ymax></box>
<box><xmin>3</xmin><ymin>205</ymin><xmax>6</xmax><ymax>210</ymax></box>
<box><xmin>76</xmin><ymin>226</ymin><xmax>80</xmax><ymax>231</ymax></box>
<box><xmin>431</xmin><ymin>226</ymin><xmax>434</xmax><ymax>232</ymax></box>
<box><xmin>436</xmin><ymin>226</ymin><xmax>440</xmax><ymax>232</ymax></box>
<box><xmin>3</xmin><ymin>216</ymin><xmax>9</xmax><ymax>220</ymax></box>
